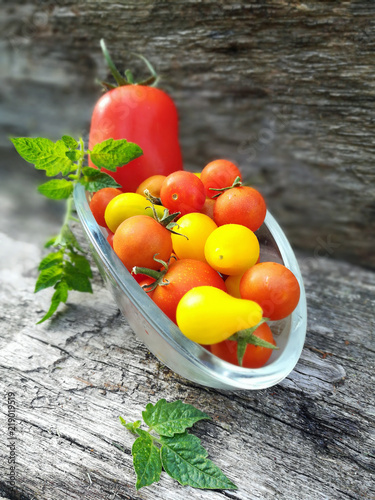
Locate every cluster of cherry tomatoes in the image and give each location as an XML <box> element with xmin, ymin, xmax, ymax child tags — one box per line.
<box><xmin>89</xmin><ymin>159</ymin><xmax>300</xmax><ymax>369</ymax></box>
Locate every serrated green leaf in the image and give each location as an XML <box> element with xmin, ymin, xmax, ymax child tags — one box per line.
<box><xmin>69</xmin><ymin>253</ymin><xmax>92</xmax><ymax>278</ymax></box>
<box><xmin>37</xmin><ymin>179</ymin><xmax>73</xmax><ymax>200</ymax></box>
<box><xmin>62</xmin><ymin>135</ymin><xmax>78</xmax><ymax>149</ymax></box>
<box><xmin>44</xmin><ymin>235</ymin><xmax>58</xmax><ymax>248</ymax></box>
<box><xmin>38</xmin><ymin>250</ymin><xmax>64</xmax><ymax>271</ymax></box>
<box><xmin>35</xmin><ymin>267</ymin><xmax>63</xmax><ymax>293</ymax></box>
<box><xmin>132</xmin><ymin>429</ymin><xmax>162</xmax><ymax>490</ymax></box>
<box><xmin>160</xmin><ymin>432</ymin><xmax>236</xmax><ymax>490</ymax></box>
<box><xmin>64</xmin><ymin>262</ymin><xmax>92</xmax><ymax>293</ymax></box>
<box><xmin>82</xmin><ymin>166</ymin><xmax>101</xmax><ymax>177</ymax></box>
<box><xmin>58</xmin><ymin>225</ymin><xmax>85</xmax><ymax>252</ymax></box>
<box><xmin>80</xmin><ymin>167</ymin><xmax>121</xmax><ymax>191</ymax></box>
<box><xmin>37</xmin><ymin>280</ymin><xmax>68</xmax><ymax>324</ymax></box>
<box><xmin>11</xmin><ymin>137</ymin><xmax>73</xmax><ymax>176</ymax></box>
<box><xmin>119</xmin><ymin>417</ymin><xmax>141</xmax><ymax>433</ymax></box>
<box><xmin>90</xmin><ymin>138</ymin><xmax>143</xmax><ymax>171</ymax></box>
<box><xmin>66</xmin><ymin>150</ymin><xmax>81</xmax><ymax>162</ymax></box>
<box><xmin>142</xmin><ymin>399</ymin><xmax>210</xmax><ymax>437</ymax></box>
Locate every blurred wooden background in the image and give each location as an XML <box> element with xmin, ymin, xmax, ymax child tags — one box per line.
<box><xmin>0</xmin><ymin>0</ymin><xmax>374</xmax><ymax>266</ymax></box>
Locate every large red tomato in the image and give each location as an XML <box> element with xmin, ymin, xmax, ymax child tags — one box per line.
<box><xmin>89</xmin><ymin>44</ymin><xmax>183</xmax><ymax>192</ymax></box>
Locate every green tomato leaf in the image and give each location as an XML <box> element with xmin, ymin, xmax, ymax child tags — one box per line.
<box><xmin>80</xmin><ymin>167</ymin><xmax>121</xmax><ymax>191</ymax></box>
<box><xmin>61</xmin><ymin>135</ymin><xmax>78</xmax><ymax>149</ymax></box>
<box><xmin>44</xmin><ymin>235</ymin><xmax>58</xmax><ymax>248</ymax></box>
<box><xmin>57</xmin><ymin>225</ymin><xmax>85</xmax><ymax>252</ymax></box>
<box><xmin>119</xmin><ymin>417</ymin><xmax>142</xmax><ymax>434</ymax></box>
<box><xmin>65</xmin><ymin>150</ymin><xmax>81</xmax><ymax>162</ymax></box>
<box><xmin>38</xmin><ymin>250</ymin><xmax>64</xmax><ymax>271</ymax></box>
<box><xmin>37</xmin><ymin>280</ymin><xmax>69</xmax><ymax>324</ymax></box>
<box><xmin>81</xmin><ymin>166</ymin><xmax>102</xmax><ymax>177</ymax></box>
<box><xmin>11</xmin><ymin>137</ymin><xmax>74</xmax><ymax>176</ymax></box>
<box><xmin>142</xmin><ymin>399</ymin><xmax>210</xmax><ymax>437</ymax></box>
<box><xmin>63</xmin><ymin>262</ymin><xmax>93</xmax><ymax>293</ymax></box>
<box><xmin>35</xmin><ymin>266</ymin><xmax>63</xmax><ymax>293</ymax></box>
<box><xmin>37</xmin><ymin>179</ymin><xmax>73</xmax><ymax>200</ymax></box>
<box><xmin>69</xmin><ymin>252</ymin><xmax>93</xmax><ymax>278</ymax></box>
<box><xmin>89</xmin><ymin>138</ymin><xmax>143</xmax><ymax>171</ymax></box>
<box><xmin>132</xmin><ymin>428</ymin><xmax>162</xmax><ymax>490</ymax></box>
<box><xmin>160</xmin><ymin>432</ymin><xmax>237</xmax><ymax>490</ymax></box>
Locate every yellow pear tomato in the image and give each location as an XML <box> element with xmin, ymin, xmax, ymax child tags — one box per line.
<box><xmin>176</xmin><ymin>286</ymin><xmax>263</xmax><ymax>344</ymax></box>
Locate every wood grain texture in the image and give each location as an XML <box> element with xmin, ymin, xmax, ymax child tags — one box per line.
<box><xmin>0</xmin><ymin>1</ymin><xmax>374</xmax><ymax>268</ymax></box>
<box><xmin>0</xmin><ymin>226</ymin><xmax>374</xmax><ymax>500</ymax></box>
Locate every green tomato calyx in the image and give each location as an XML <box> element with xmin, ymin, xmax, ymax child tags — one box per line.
<box><xmin>132</xmin><ymin>254</ymin><xmax>177</xmax><ymax>293</ymax></box>
<box><xmin>229</xmin><ymin>318</ymin><xmax>279</xmax><ymax>366</ymax></box>
<box><xmin>99</xmin><ymin>39</ymin><xmax>160</xmax><ymax>90</ymax></box>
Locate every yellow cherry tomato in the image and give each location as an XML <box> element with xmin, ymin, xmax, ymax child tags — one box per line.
<box><xmin>105</xmin><ymin>192</ymin><xmax>165</xmax><ymax>233</ymax></box>
<box><xmin>225</xmin><ymin>273</ymin><xmax>245</xmax><ymax>298</ymax></box>
<box><xmin>204</xmin><ymin>224</ymin><xmax>259</xmax><ymax>275</ymax></box>
<box><xmin>171</xmin><ymin>212</ymin><xmax>217</xmax><ymax>262</ymax></box>
<box><xmin>193</xmin><ymin>172</ymin><xmax>201</xmax><ymax>179</ymax></box>
<box><xmin>176</xmin><ymin>286</ymin><xmax>263</xmax><ymax>344</ymax></box>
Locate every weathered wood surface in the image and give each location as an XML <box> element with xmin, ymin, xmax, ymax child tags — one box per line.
<box><xmin>0</xmin><ymin>170</ymin><xmax>374</xmax><ymax>499</ymax></box>
<box><xmin>1</xmin><ymin>0</ymin><xmax>375</xmax><ymax>268</ymax></box>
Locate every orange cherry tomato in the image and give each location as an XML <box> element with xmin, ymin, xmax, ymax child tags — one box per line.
<box><xmin>136</xmin><ymin>174</ymin><xmax>166</xmax><ymax>198</ymax></box>
<box><xmin>240</xmin><ymin>262</ymin><xmax>300</xmax><ymax>321</ymax></box>
<box><xmin>113</xmin><ymin>215</ymin><xmax>172</xmax><ymax>272</ymax></box>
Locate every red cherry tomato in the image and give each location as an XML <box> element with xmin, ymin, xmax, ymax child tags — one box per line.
<box><xmin>148</xmin><ymin>259</ymin><xmax>227</xmax><ymax>324</ymax></box>
<box><xmin>89</xmin><ymin>188</ymin><xmax>122</xmax><ymax>227</ymax></box>
<box><xmin>214</xmin><ymin>186</ymin><xmax>267</xmax><ymax>232</ymax></box>
<box><xmin>240</xmin><ymin>262</ymin><xmax>300</xmax><ymax>321</ymax></box>
<box><xmin>160</xmin><ymin>171</ymin><xmax>206</xmax><ymax>217</ymax></box>
<box><xmin>89</xmin><ymin>45</ymin><xmax>183</xmax><ymax>192</ymax></box>
<box><xmin>113</xmin><ymin>215</ymin><xmax>172</xmax><ymax>272</ymax></box>
<box><xmin>200</xmin><ymin>159</ymin><xmax>242</xmax><ymax>199</ymax></box>
<box><xmin>211</xmin><ymin>323</ymin><xmax>276</xmax><ymax>368</ymax></box>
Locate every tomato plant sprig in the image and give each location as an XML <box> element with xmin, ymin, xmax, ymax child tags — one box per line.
<box><xmin>117</xmin><ymin>399</ymin><xmax>237</xmax><ymax>491</ymax></box>
<box><xmin>11</xmin><ymin>135</ymin><xmax>143</xmax><ymax>323</ymax></box>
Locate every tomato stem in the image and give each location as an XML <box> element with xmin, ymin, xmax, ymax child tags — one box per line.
<box><xmin>54</xmin><ymin>138</ymin><xmax>85</xmax><ymax>247</ymax></box>
<box><xmin>99</xmin><ymin>39</ymin><xmax>160</xmax><ymax>89</ymax></box>
<box><xmin>132</xmin><ymin>255</ymin><xmax>174</xmax><ymax>291</ymax></box>
<box><xmin>132</xmin><ymin>267</ymin><xmax>163</xmax><ymax>280</ymax></box>
<box><xmin>100</xmin><ymin>39</ymin><xmax>128</xmax><ymax>87</ymax></box>
<box><xmin>210</xmin><ymin>176</ymin><xmax>243</xmax><ymax>198</ymax></box>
